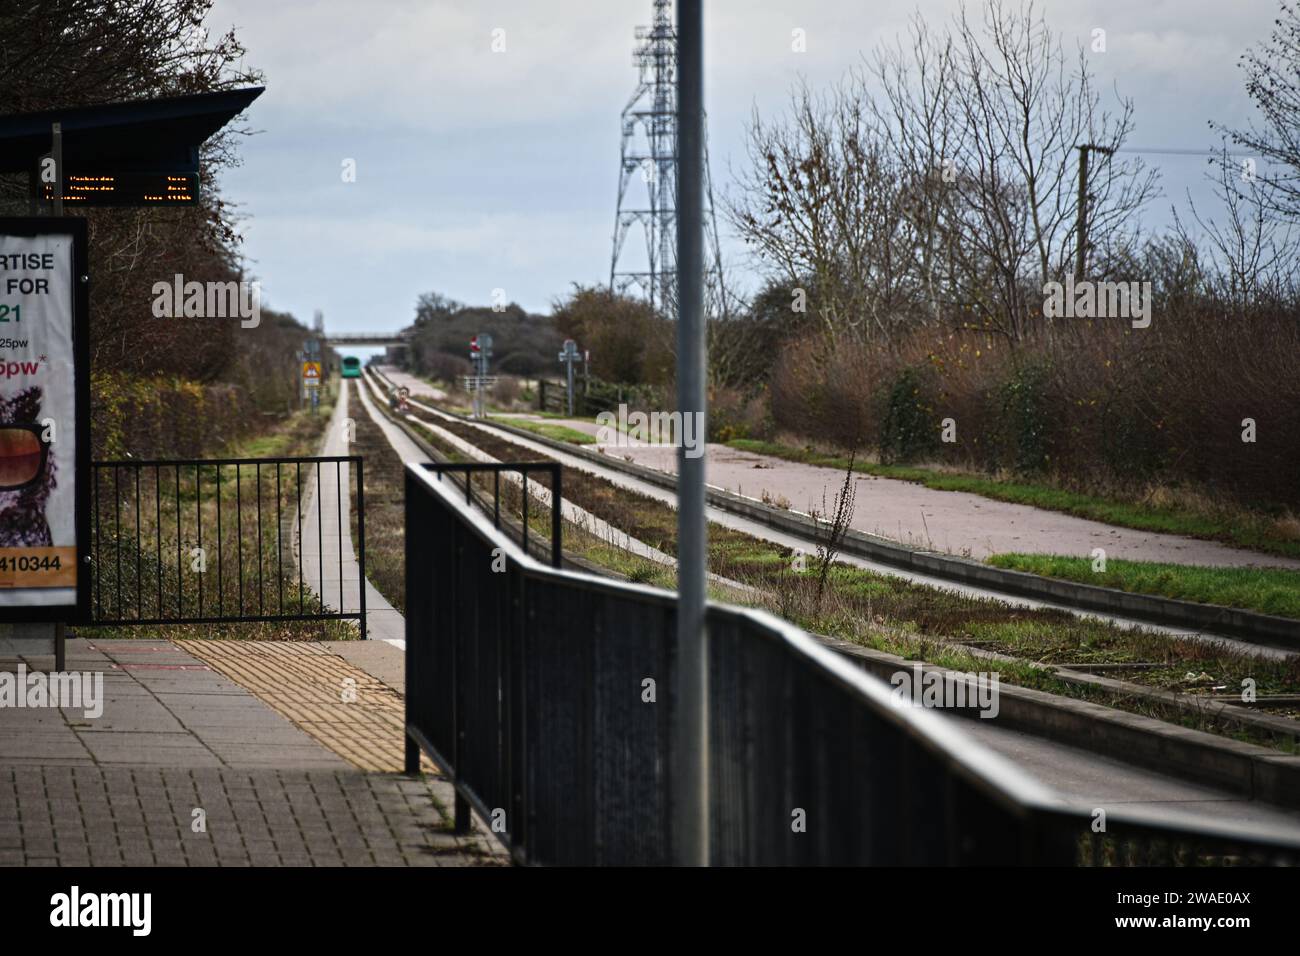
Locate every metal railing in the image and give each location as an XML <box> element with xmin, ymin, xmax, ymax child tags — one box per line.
<box><xmin>89</xmin><ymin>456</ymin><xmax>365</xmax><ymax>635</ymax></box>
<box><xmin>421</xmin><ymin>461</ymin><xmax>561</xmax><ymax>567</ymax></box>
<box><xmin>535</xmin><ymin>376</ymin><xmax>628</xmax><ymax>417</ymax></box>
<box><xmin>403</xmin><ymin>461</ymin><xmax>1300</xmax><ymax>866</ymax></box>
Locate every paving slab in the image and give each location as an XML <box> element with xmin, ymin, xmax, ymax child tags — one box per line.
<box><xmin>0</xmin><ymin>637</ymin><xmax>504</xmax><ymax>867</ymax></box>
<box><xmin>0</xmin><ymin>766</ymin><xmax>500</xmax><ymax>866</ymax></box>
<box><xmin>1</xmin><ymin>640</ymin><xmax>348</xmax><ymax>771</ymax></box>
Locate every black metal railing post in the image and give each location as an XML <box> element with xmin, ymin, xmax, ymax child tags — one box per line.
<box><xmin>551</xmin><ymin>469</ymin><xmax>562</xmax><ymax>568</ymax></box>
<box><xmin>356</xmin><ymin>456</ymin><xmax>367</xmax><ymax>639</ymax></box>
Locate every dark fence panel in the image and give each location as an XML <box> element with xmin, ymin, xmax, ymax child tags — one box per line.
<box><xmin>536</xmin><ymin>376</ymin><xmax>648</xmax><ymax>418</ymax></box>
<box><xmin>705</xmin><ymin>611</ymin><xmax>1041</xmax><ymax>865</ymax></box>
<box><xmin>88</xmin><ymin>456</ymin><xmax>365</xmax><ymax>635</ymax></box>
<box><xmin>521</xmin><ymin>575</ymin><xmax>674</xmax><ymax>865</ymax></box>
<box><xmin>405</xmin><ymin>461</ymin><xmax>563</xmax><ymax>859</ymax></box>
<box><xmin>404</xmin><ymin>461</ymin><xmax>1300</xmax><ymax>866</ymax></box>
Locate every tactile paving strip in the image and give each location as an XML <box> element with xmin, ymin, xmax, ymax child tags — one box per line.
<box><xmin>173</xmin><ymin>640</ymin><xmax>433</xmax><ymax>774</ymax></box>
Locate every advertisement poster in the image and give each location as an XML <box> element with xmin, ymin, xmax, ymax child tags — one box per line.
<box><xmin>0</xmin><ymin>220</ymin><xmax>87</xmax><ymax>617</ymax></box>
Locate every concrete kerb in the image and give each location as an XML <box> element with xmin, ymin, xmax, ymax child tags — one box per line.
<box><xmin>820</xmin><ymin>634</ymin><xmax>1300</xmax><ymax>809</ymax></box>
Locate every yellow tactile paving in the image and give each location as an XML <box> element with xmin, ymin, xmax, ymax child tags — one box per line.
<box><xmin>174</xmin><ymin>639</ymin><xmax>437</xmax><ymax>774</ymax></box>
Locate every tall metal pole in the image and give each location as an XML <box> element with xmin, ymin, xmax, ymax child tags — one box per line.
<box><xmin>673</xmin><ymin>0</ymin><xmax>708</xmax><ymax>867</ymax></box>
<box><xmin>476</xmin><ymin>352</ymin><xmax>485</xmax><ymax>419</ymax></box>
<box><xmin>566</xmin><ymin>355</ymin><xmax>575</xmax><ymax>416</ymax></box>
<box><xmin>50</xmin><ymin>123</ymin><xmax>66</xmax><ymax>671</ymax></box>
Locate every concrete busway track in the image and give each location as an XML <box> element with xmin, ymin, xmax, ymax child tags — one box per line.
<box><xmin>372</xmin><ymin>366</ymin><xmax>1298</xmax><ymax>657</ymax></box>
<box><xmin>363</xmin><ymin>366</ymin><xmax>1300</xmax><ymax>828</ymax></box>
<box><xmin>370</xmin><ymin>366</ymin><xmax>1300</xmax><ymax>800</ymax></box>
<box><xmin>356</xmin><ymin>367</ymin><xmax>759</xmax><ymax>598</ymax></box>
<box><xmin>370</xmin><ymin>366</ymin><xmax>1300</xmax><ymax>747</ymax></box>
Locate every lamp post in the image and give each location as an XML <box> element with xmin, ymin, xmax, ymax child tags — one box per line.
<box><xmin>673</xmin><ymin>0</ymin><xmax>708</xmax><ymax>867</ymax></box>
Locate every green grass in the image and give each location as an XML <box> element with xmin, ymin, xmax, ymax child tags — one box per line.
<box><xmin>726</xmin><ymin>438</ymin><xmax>1300</xmax><ymax>559</ymax></box>
<box><xmin>493</xmin><ymin>407</ymin><xmax>666</xmax><ymax>441</ymax></box>
<box><xmin>528</xmin><ymin>409</ymin><xmax>595</xmax><ymax>421</ymax></box>
<box><xmin>986</xmin><ymin>553</ymin><xmax>1300</xmax><ymax>620</ymax></box>
<box><xmin>492</xmin><ymin>416</ymin><xmax>596</xmax><ymax>445</ymax></box>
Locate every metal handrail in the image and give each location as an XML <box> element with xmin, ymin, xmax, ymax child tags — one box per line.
<box><xmin>404</xmin><ymin>460</ymin><xmax>1300</xmax><ymax>865</ymax></box>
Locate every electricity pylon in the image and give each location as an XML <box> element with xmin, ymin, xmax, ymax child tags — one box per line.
<box><xmin>609</xmin><ymin>0</ymin><xmax>729</xmax><ymax>320</ymax></box>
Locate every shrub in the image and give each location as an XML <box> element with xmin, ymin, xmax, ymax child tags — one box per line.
<box><xmin>92</xmin><ymin>371</ymin><xmax>254</xmax><ymax>460</ymax></box>
<box><xmin>709</xmin><ymin>386</ymin><xmax>771</xmax><ymax>443</ymax></box>
<box><xmin>994</xmin><ymin>363</ymin><xmax>1054</xmax><ymax>475</ymax></box>
<box><xmin>754</xmin><ymin>298</ymin><xmax>1300</xmax><ymax>511</ymax></box>
<box><xmin>492</xmin><ymin>376</ymin><xmax>521</xmax><ymax>407</ymax></box>
<box><xmin>879</xmin><ymin>367</ymin><xmax>938</xmax><ymax>464</ymax></box>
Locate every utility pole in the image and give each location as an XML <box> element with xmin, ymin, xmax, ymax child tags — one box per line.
<box><xmin>673</xmin><ymin>0</ymin><xmax>708</xmax><ymax>868</ymax></box>
<box><xmin>1075</xmin><ymin>144</ymin><xmax>1114</xmax><ymax>280</ymax></box>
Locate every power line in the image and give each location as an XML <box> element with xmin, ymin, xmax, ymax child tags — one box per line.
<box><xmin>1114</xmin><ymin>145</ymin><xmax>1280</xmax><ymax>161</ymax></box>
<box><xmin>1115</xmin><ymin>146</ymin><xmax>1211</xmax><ymax>156</ymax></box>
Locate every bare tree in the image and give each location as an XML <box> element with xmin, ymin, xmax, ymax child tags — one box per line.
<box><xmin>1218</xmin><ymin>2</ymin><xmax>1300</xmax><ymax>225</ymax></box>
<box><xmin>727</xmin><ymin>82</ymin><xmax>913</xmax><ymax>345</ymax></box>
<box><xmin>729</xmin><ymin>1</ymin><xmax>1157</xmax><ymax>346</ymax></box>
<box><xmin>941</xmin><ymin>2</ymin><xmax>1155</xmax><ymax>341</ymax></box>
<box><xmin>1175</xmin><ymin>145</ymin><xmax>1298</xmax><ymax>314</ymax></box>
<box><xmin>865</xmin><ymin>17</ymin><xmax>961</xmax><ymax>328</ymax></box>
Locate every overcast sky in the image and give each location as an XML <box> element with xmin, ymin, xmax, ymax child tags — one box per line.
<box><xmin>207</xmin><ymin>0</ymin><xmax>1278</xmax><ymax>334</ymax></box>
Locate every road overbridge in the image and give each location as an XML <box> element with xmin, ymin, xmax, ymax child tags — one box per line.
<box><xmin>325</xmin><ymin>332</ymin><xmax>408</xmax><ymax>348</ymax></box>
<box><xmin>325</xmin><ymin>332</ymin><xmax>411</xmax><ymax>367</ymax></box>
